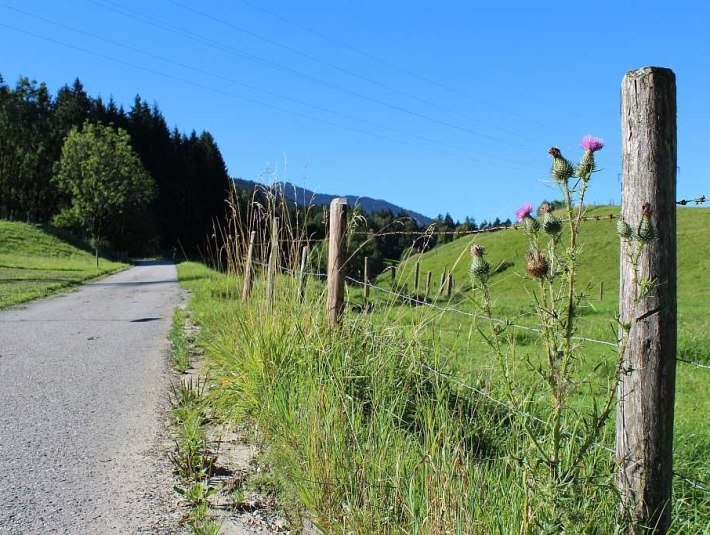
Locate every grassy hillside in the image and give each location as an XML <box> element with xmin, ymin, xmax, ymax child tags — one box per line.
<box><xmin>381</xmin><ymin>205</ymin><xmax>709</xmax><ymax>362</ymax></box>
<box><xmin>0</xmin><ymin>220</ymin><xmax>126</xmax><ymax>308</ymax></box>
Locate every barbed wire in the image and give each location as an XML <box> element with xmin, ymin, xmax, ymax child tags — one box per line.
<box><xmin>676</xmin><ymin>358</ymin><xmax>710</xmax><ymax>370</ymax></box>
<box><xmin>345</xmin><ymin>275</ymin><xmax>618</xmax><ymax>348</ymax></box>
<box><xmin>245</xmin><ymin>260</ymin><xmax>710</xmax><ymax>371</ymax></box>
<box><xmin>351</xmin><ymin>214</ymin><xmax>620</xmax><ymax>238</ymax></box>
<box><xmin>676</xmin><ymin>195</ymin><xmax>707</xmax><ymax>206</ymax></box>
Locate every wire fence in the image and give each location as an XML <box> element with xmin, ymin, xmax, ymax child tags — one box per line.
<box><xmin>676</xmin><ymin>195</ymin><xmax>707</xmax><ymax>206</ymax></box>
<box><xmin>237</xmin><ymin>193</ymin><xmax>710</xmax><ymax>493</ymax></box>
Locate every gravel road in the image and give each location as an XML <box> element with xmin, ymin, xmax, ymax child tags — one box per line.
<box><xmin>0</xmin><ymin>261</ymin><xmax>185</xmax><ymax>534</ymax></box>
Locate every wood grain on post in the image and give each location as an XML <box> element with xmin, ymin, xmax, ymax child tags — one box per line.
<box><xmin>327</xmin><ymin>198</ymin><xmax>347</xmax><ymax>326</ymax></box>
<box><xmin>298</xmin><ymin>245</ymin><xmax>308</xmax><ymax>302</ymax></box>
<box><xmin>241</xmin><ymin>230</ymin><xmax>256</xmax><ymax>300</ymax></box>
<box><xmin>446</xmin><ymin>272</ymin><xmax>453</xmax><ymax>298</ymax></box>
<box><xmin>266</xmin><ymin>217</ymin><xmax>279</xmax><ymax>311</ymax></box>
<box><xmin>617</xmin><ymin>66</ymin><xmax>677</xmax><ymax>533</ymax></box>
<box><xmin>425</xmin><ymin>270</ymin><xmax>432</xmax><ymax>300</ymax></box>
<box><xmin>363</xmin><ymin>256</ymin><xmax>370</xmax><ymax>300</ymax></box>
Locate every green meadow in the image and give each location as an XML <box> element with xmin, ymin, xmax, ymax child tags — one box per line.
<box><xmin>0</xmin><ymin>220</ymin><xmax>126</xmax><ymax>309</ymax></box>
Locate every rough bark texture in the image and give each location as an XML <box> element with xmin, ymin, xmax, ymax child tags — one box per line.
<box><xmin>617</xmin><ymin>66</ymin><xmax>677</xmax><ymax>533</ymax></box>
<box><xmin>327</xmin><ymin>198</ymin><xmax>347</xmax><ymax>326</ymax></box>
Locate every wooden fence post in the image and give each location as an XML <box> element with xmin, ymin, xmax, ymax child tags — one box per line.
<box><xmin>363</xmin><ymin>256</ymin><xmax>370</xmax><ymax>300</ymax></box>
<box><xmin>440</xmin><ymin>268</ymin><xmax>447</xmax><ymax>295</ymax></box>
<box><xmin>447</xmin><ymin>272</ymin><xmax>453</xmax><ymax>298</ymax></box>
<box><xmin>266</xmin><ymin>217</ymin><xmax>279</xmax><ymax>311</ymax></box>
<box><xmin>617</xmin><ymin>66</ymin><xmax>677</xmax><ymax>533</ymax></box>
<box><xmin>413</xmin><ymin>261</ymin><xmax>420</xmax><ymax>296</ymax></box>
<box><xmin>425</xmin><ymin>270</ymin><xmax>432</xmax><ymax>300</ymax></box>
<box><xmin>242</xmin><ymin>230</ymin><xmax>256</xmax><ymax>300</ymax></box>
<box><xmin>599</xmin><ymin>281</ymin><xmax>604</xmax><ymax>301</ymax></box>
<box><xmin>327</xmin><ymin>198</ymin><xmax>347</xmax><ymax>326</ymax></box>
<box><xmin>298</xmin><ymin>245</ymin><xmax>308</xmax><ymax>302</ymax></box>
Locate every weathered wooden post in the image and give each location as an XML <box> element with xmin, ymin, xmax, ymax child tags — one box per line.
<box><xmin>363</xmin><ymin>256</ymin><xmax>370</xmax><ymax>300</ymax></box>
<box><xmin>413</xmin><ymin>261</ymin><xmax>420</xmax><ymax>296</ymax></box>
<box><xmin>599</xmin><ymin>281</ymin><xmax>604</xmax><ymax>301</ymax></box>
<box><xmin>617</xmin><ymin>66</ymin><xmax>677</xmax><ymax>533</ymax></box>
<box><xmin>446</xmin><ymin>272</ymin><xmax>453</xmax><ymax>298</ymax></box>
<box><xmin>242</xmin><ymin>230</ymin><xmax>256</xmax><ymax>300</ymax></box>
<box><xmin>298</xmin><ymin>245</ymin><xmax>308</xmax><ymax>302</ymax></box>
<box><xmin>327</xmin><ymin>198</ymin><xmax>347</xmax><ymax>326</ymax></box>
<box><xmin>266</xmin><ymin>217</ymin><xmax>279</xmax><ymax>310</ymax></box>
<box><xmin>440</xmin><ymin>268</ymin><xmax>447</xmax><ymax>295</ymax></box>
<box><xmin>425</xmin><ymin>270</ymin><xmax>432</xmax><ymax>300</ymax></box>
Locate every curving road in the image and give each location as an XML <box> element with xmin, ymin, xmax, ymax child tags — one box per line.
<box><xmin>0</xmin><ymin>261</ymin><xmax>185</xmax><ymax>534</ymax></box>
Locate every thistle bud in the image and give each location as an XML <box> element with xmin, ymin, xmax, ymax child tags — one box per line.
<box><xmin>470</xmin><ymin>244</ymin><xmax>490</xmax><ymax>281</ymax></box>
<box><xmin>526</xmin><ymin>250</ymin><xmax>549</xmax><ymax>279</ymax></box>
<box><xmin>637</xmin><ymin>203</ymin><xmax>656</xmax><ymax>243</ymax></box>
<box><xmin>548</xmin><ymin>147</ymin><xmax>575</xmax><ymax>181</ymax></box>
<box><xmin>525</xmin><ymin>216</ymin><xmax>541</xmax><ymax>233</ymax></box>
<box><xmin>616</xmin><ymin>219</ymin><xmax>633</xmax><ymax>240</ymax></box>
<box><xmin>540</xmin><ymin>203</ymin><xmax>562</xmax><ymax>236</ymax></box>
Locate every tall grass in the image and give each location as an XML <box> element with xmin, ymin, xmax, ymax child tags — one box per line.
<box><xmin>181</xmin><ymin>262</ymin><xmax>625</xmax><ymax>533</ymax></box>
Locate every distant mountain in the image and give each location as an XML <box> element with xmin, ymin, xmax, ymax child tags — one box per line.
<box><xmin>232</xmin><ymin>178</ymin><xmax>434</xmax><ymax>227</ymax></box>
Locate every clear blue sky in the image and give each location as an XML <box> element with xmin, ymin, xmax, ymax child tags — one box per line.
<box><xmin>1</xmin><ymin>1</ymin><xmax>707</xmax><ymax>221</ymax></box>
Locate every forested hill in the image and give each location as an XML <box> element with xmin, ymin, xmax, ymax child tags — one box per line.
<box><xmin>0</xmin><ymin>75</ymin><xmax>230</xmax><ymax>254</ymax></box>
<box><xmin>234</xmin><ymin>178</ymin><xmax>434</xmax><ymax>226</ymax></box>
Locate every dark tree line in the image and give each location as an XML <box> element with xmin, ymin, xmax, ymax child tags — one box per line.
<box><xmin>0</xmin><ymin>74</ymin><xmax>231</xmax><ymax>254</ymax></box>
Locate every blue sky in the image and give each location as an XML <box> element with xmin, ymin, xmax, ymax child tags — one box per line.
<box><xmin>1</xmin><ymin>1</ymin><xmax>707</xmax><ymax>221</ymax></box>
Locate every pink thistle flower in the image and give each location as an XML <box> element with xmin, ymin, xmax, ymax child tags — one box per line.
<box><xmin>580</xmin><ymin>135</ymin><xmax>604</xmax><ymax>152</ymax></box>
<box><xmin>516</xmin><ymin>203</ymin><xmax>534</xmax><ymax>221</ymax></box>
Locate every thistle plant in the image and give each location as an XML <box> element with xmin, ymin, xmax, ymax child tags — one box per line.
<box><xmin>469</xmin><ymin>136</ymin><xmax>645</xmax><ymax>530</ymax></box>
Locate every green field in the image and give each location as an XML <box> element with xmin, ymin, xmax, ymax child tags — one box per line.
<box><xmin>176</xmin><ymin>205</ymin><xmax>710</xmax><ymax>533</ymax></box>
<box><xmin>0</xmin><ymin>220</ymin><xmax>126</xmax><ymax>308</ymax></box>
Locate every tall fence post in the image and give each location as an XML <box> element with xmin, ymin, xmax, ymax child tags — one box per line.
<box><xmin>425</xmin><ymin>270</ymin><xmax>432</xmax><ymax>300</ymax></box>
<box><xmin>413</xmin><ymin>261</ymin><xmax>420</xmax><ymax>296</ymax></box>
<box><xmin>242</xmin><ymin>230</ymin><xmax>256</xmax><ymax>300</ymax></box>
<box><xmin>440</xmin><ymin>268</ymin><xmax>447</xmax><ymax>295</ymax></box>
<box><xmin>298</xmin><ymin>245</ymin><xmax>308</xmax><ymax>303</ymax></box>
<box><xmin>327</xmin><ymin>198</ymin><xmax>347</xmax><ymax>326</ymax></box>
<box><xmin>617</xmin><ymin>66</ymin><xmax>677</xmax><ymax>533</ymax></box>
<box><xmin>363</xmin><ymin>256</ymin><xmax>370</xmax><ymax>301</ymax></box>
<box><xmin>446</xmin><ymin>272</ymin><xmax>453</xmax><ymax>298</ymax></box>
<box><xmin>266</xmin><ymin>217</ymin><xmax>279</xmax><ymax>311</ymax></box>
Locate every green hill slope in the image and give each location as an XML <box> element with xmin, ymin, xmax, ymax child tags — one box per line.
<box><xmin>385</xmin><ymin>205</ymin><xmax>708</xmax><ymax>359</ymax></box>
<box><xmin>0</xmin><ymin>220</ymin><xmax>126</xmax><ymax>308</ymax></box>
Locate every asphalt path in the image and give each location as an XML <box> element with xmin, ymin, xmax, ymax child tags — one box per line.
<box><xmin>0</xmin><ymin>261</ymin><xmax>185</xmax><ymax>534</ymax></box>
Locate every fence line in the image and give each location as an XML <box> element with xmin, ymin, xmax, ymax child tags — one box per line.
<box><xmin>246</xmin><ymin>262</ymin><xmax>709</xmax><ymax>371</ymax></box>
<box><xmin>244</xmin><ymin>246</ymin><xmax>709</xmax><ymax>493</ymax></box>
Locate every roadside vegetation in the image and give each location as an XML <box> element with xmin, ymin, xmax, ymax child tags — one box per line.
<box><xmin>0</xmin><ymin>220</ymin><xmax>125</xmax><ymax>309</ymax></box>
<box><xmin>175</xmin><ymin>196</ymin><xmax>709</xmax><ymax>533</ymax></box>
